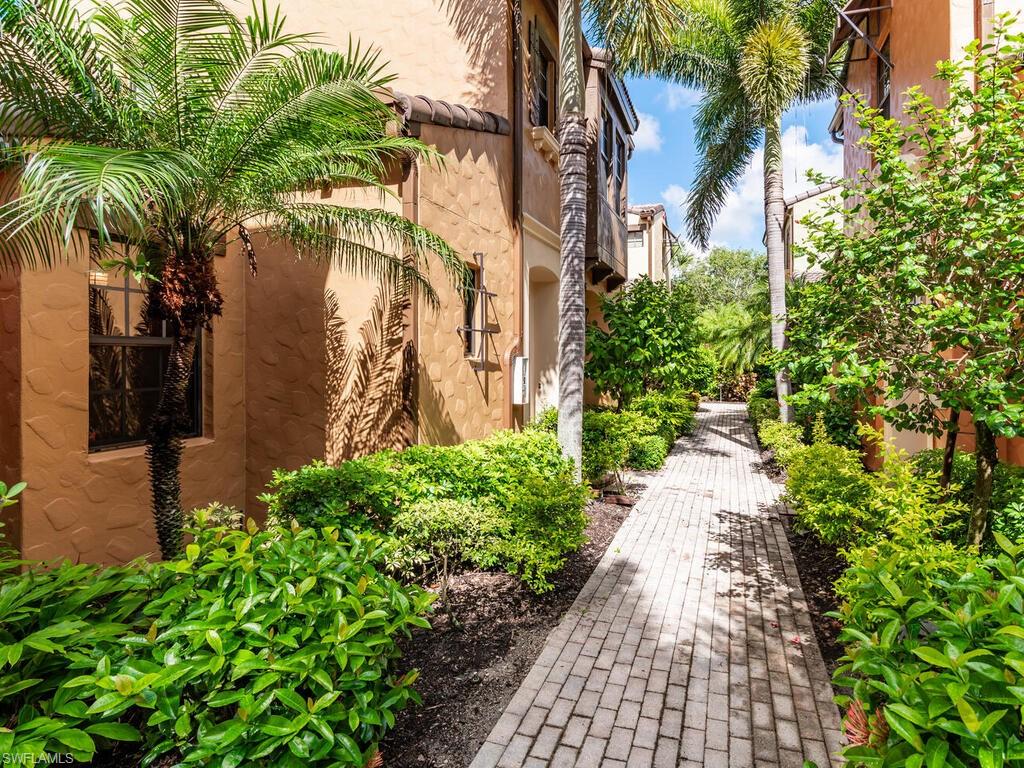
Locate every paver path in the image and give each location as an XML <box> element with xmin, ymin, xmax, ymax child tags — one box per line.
<box><xmin>470</xmin><ymin>402</ymin><xmax>844</xmax><ymax>768</ymax></box>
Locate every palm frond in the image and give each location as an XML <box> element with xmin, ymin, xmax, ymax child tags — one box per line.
<box><xmin>586</xmin><ymin>0</ymin><xmax>685</xmax><ymax>75</ymax></box>
<box><xmin>686</xmin><ymin>100</ymin><xmax>760</xmax><ymax>249</ymax></box>
<box><xmin>739</xmin><ymin>14</ymin><xmax>809</xmax><ymax>119</ymax></box>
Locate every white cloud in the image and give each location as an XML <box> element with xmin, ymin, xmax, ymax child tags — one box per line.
<box><xmin>662</xmin><ymin>84</ymin><xmax>702</xmax><ymax>111</ymax></box>
<box><xmin>633</xmin><ymin>112</ymin><xmax>663</xmax><ymax>152</ymax></box>
<box><xmin>659</xmin><ymin>126</ymin><xmax>843</xmax><ymax>251</ymax></box>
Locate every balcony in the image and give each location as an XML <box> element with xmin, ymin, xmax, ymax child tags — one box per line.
<box><xmin>586</xmin><ymin>194</ymin><xmax>628</xmax><ymax>290</ymax></box>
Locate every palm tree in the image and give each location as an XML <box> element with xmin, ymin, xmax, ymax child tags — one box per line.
<box><xmin>0</xmin><ymin>0</ymin><xmax>464</xmax><ymax>558</ymax></box>
<box><xmin>556</xmin><ymin>0</ymin><xmax>680</xmax><ymax>477</ymax></box>
<box><xmin>665</xmin><ymin>0</ymin><xmax>838</xmax><ymax>422</ymax></box>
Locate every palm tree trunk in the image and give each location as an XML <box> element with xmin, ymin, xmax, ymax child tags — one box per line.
<box><xmin>967</xmin><ymin>419</ymin><xmax>997</xmax><ymax>547</ymax></box>
<box><xmin>763</xmin><ymin>118</ymin><xmax>793</xmax><ymax>423</ymax></box>
<box><xmin>556</xmin><ymin>0</ymin><xmax>586</xmax><ymax>480</ymax></box>
<box><xmin>147</xmin><ymin>330</ymin><xmax>197</xmax><ymax>559</ymax></box>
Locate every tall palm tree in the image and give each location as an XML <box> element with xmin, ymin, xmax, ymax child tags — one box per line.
<box><xmin>556</xmin><ymin>0</ymin><xmax>680</xmax><ymax>476</ymax></box>
<box><xmin>0</xmin><ymin>0</ymin><xmax>464</xmax><ymax>557</ymax></box>
<box><xmin>665</xmin><ymin>0</ymin><xmax>838</xmax><ymax>422</ymax></box>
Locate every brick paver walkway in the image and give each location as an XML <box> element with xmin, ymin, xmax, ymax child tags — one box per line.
<box><xmin>470</xmin><ymin>402</ymin><xmax>844</xmax><ymax>768</ymax></box>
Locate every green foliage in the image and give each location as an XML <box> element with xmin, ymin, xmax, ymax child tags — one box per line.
<box><xmin>586</xmin><ymin>277</ymin><xmax>715</xmax><ymax>405</ymax></box>
<box><xmin>911</xmin><ymin>449</ymin><xmax>1024</xmax><ymax>543</ymax></box>
<box><xmin>627</xmin><ymin>435</ymin><xmax>670</xmax><ymax>471</ymax></box>
<box><xmin>0</xmin><ymin>515</ymin><xmax>432</xmax><ymax>766</ymax></box>
<box><xmin>785</xmin><ymin>442</ymin><xmax>873</xmax><ymax>546</ymax></box>
<box><xmin>747</xmin><ymin>396</ymin><xmax>780</xmax><ymax>433</ymax></box>
<box><xmin>757</xmin><ymin>420</ymin><xmax>804</xmax><ymax>467</ymax></box>
<box><xmin>626</xmin><ymin>391</ymin><xmax>697</xmax><ymax>445</ymax></box>
<box><xmin>0</xmin><ymin>481</ymin><xmax>25</xmax><ymax>509</ymax></box>
<box><xmin>833</xmin><ymin>536</ymin><xmax>1024</xmax><ymax>768</ymax></box>
<box><xmin>677</xmin><ymin>247</ymin><xmax>767</xmax><ymax>307</ymax></box>
<box><xmin>263</xmin><ymin>430</ymin><xmax>589</xmax><ymax>592</ymax></box>
<box><xmin>782</xmin><ymin>26</ymin><xmax>1024</xmax><ymax>447</ymax></box>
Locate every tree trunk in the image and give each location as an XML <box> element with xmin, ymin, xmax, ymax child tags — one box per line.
<box><xmin>146</xmin><ymin>330</ymin><xmax>197</xmax><ymax>559</ymax></box>
<box><xmin>940</xmin><ymin>409</ymin><xmax>960</xmax><ymax>491</ymax></box>
<box><xmin>763</xmin><ymin>118</ymin><xmax>794</xmax><ymax>423</ymax></box>
<box><xmin>556</xmin><ymin>0</ymin><xmax>586</xmax><ymax>481</ymax></box>
<box><xmin>967</xmin><ymin>419</ymin><xmax>997</xmax><ymax>547</ymax></box>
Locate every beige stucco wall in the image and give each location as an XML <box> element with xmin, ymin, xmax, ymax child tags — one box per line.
<box><xmin>276</xmin><ymin>0</ymin><xmax>509</xmax><ymax>116</ymax></box>
<box><xmin>9</xmin><ymin>248</ymin><xmax>246</xmax><ymax>563</ymax></box>
<box><xmin>0</xmin><ymin>267</ymin><xmax>21</xmax><ymax>552</ymax></box>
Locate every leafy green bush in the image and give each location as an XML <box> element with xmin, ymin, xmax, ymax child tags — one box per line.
<box><xmin>0</xmin><ymin>514</ymin><xmax>432</xmax><ymax>767</ymax></box>
<box><xmin>578</xmin><ymin>410</ymin><xmax>632</xmax><ymax>484</ymax></box>
<box><xmin>586</xmin><ymin>276</ymin><xmax>716</xmax><ymax>405</ymax></box>
<box><xmin>264</xmin><ymin>430</ymin><xmax>589</xmax><ymax>592</ymax></box>
<box><xmin>785</xmin><ymin>442</ymin><xmax>874</xmax><ymax>546</ymax></box>
<box><xmin>757</xmin><ymin>420</ymin><xmax>804</xmax><ymax>467</ymax></box>
<box><xmin>627</xmin><ymin>390</ymin><xmax>697</xmax><ymax>444</ymax></box>
<box><xmin>750</xmin><ymin>376</ymin><xmax>776</xmax><ymax>401</ymax></box>
<box><xmin>747</xmin><ymin>396</ymin><xmax>780</xmax><ymax>433</ymax></box>
<box><xmin>911</xmin><ymin>449</ymin><xmax>1024</xmax><ymax>543</ymax></box>
<box><xmin>627</xmin><ymin>435</ymin><xmax>670</xmax><ymax>471</ymax></box>
<box><xmin>833</xmin><ymin>536</ymin><xmax>1024</xmax><ymax>768</ymax></box>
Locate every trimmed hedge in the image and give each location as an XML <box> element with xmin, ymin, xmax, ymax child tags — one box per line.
<box><xmin>262</xmin><ymin>429</ymin><xmax>589</xmax><ymax>592</ymax></box>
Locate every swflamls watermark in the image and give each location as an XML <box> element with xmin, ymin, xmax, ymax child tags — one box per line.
<box><xmin>1</xmin><ymin>755</ymin><xmax>75</xmax><ymax>766</ymax></box>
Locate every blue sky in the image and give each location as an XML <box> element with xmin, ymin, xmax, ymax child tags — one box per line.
<box><xmin>624</xmin><ymin>77</ymin><xmax>842</xmax><ymax>252</ymax></box>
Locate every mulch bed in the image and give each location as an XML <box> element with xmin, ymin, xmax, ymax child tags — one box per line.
<box><xmin>379</xmin><ymin>498</ymin><xmax>629</xmax><ymax>768</ymax></box>
<box><xmin>780</xmin><ymin>515</ymin><xmax>846</xmax><ymax>675</ymax></box>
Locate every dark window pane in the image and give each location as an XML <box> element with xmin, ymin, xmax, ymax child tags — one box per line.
<box><xmin>124</xmin><ymin>390</ymin><xmax>161</xmax><ymax>443</ymax></box>
<box><xmin>89</xmin><ymin>393</ymin><xmax>124</xmax><ymax>448</ymax></box>
<box><xmin>90</xmin><ymin>345</ymin><xmax>124</xmax><ymax>394</ymax></box>
<box><xmin>125</xmin><ymin>345</ymin><xmax>164</xmax><ymax>391</ymax></box>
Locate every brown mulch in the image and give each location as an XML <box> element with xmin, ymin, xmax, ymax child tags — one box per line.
<box><xmin>379</xmin><ymin>498</ymin><xmax>629</xmax><ymax>768</ymax></box>
<box><xmin>780</xmin><ymin>515</ymin><xmax>846</xmax><ymax>675</ymax></box>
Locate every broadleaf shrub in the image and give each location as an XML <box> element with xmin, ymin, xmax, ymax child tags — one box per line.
<box><xmin>757</xmin><ymin>420</ymin><xmax>803</xmax><ymax>467</ymax></box>
<box><xmin>785</xmin><ymin>442</ymin><xmax>873</xmax><ymax>546</ymax></box>
<box><xmin>263</xmin><ymin>430</ymin><xmax>589</xmax><ymax>592</ymax></box>
<box><xmin>0</xmin><ymin>514</ymin><xmax>432</xmax><ymax>767</ymax></box>
<box><xmin>627</xmin><ymin>435</ymin><xmax>670</xmax><ymax>471</ymax></box>
<box><xmin>747</xmin><ymin>396</ymin><xmax>780</xmax><ymax>433</ymax></box>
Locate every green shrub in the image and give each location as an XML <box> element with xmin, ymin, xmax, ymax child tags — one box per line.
<box><xmin>832</xmin><ymin>537</ymin><xmax>1024</xmax><ymax>768</ymax></box>
<box><xmin>627</xmin><ymin>390</ymin><xmax>697</xmax><ymax>444</ymax></box>
<box><xmin>757</xmin><ymin>420</ymin><xmax>803</xmax><ymax>467</ymax></box>
<box><xmin>747</xmin><ymin>396</ymin><xmax>780</xmax><ymax>433</ymax></box>
<box><xmin>750</xmin><ymin>376</ymin><xmax>776</xmax><ymax>401</ymax></box>
<box><xmin>785</xmin><ymin>442</ymin><xmax>874</xmax><ymax>546</ymax></box>
<box><xmin>263</xmin><ymin>429</ymin><xmax>589</xmax><ymax>592</ymax></box>
<box><xmin>579</xmin><ymin>410</ymin><xmax>632</xmax><ymax>484</ymax></box>
<box><xmin>911</xmin><ymin>448</ymin><xmax>1024</xmax><ymax>543</ymax></box>
<box><xmin>0</xmin><ymin>514</ymin><xmax>432</xmax><ymax>767</ymax></box>
<box><xmin>627</xmin><ymin>435</ymin><xmax>670</xmax><ymax>470</ymax></box>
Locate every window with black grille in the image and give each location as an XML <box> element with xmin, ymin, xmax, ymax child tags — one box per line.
<box><xmin>87</xmin><ymin>236</ymin><xmax>202</xmax><ymax>451</ymax></box>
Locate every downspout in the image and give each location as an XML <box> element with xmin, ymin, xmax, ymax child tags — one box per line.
<box><xmin>399</xmin><ymin>157</ymin><xmax>421</xmax><ymax>445</ymax></box>
<box><xmin>503</xmin><ymin>0</ymin><xmax>525</xmax><ymax>428</ymax></box>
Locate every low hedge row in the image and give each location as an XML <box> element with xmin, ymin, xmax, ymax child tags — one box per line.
<box><xmin>0</xmin><ymin>505</ymin><xmax>431</xmax><ymax>767</ymax></box>
<box><xmin>763</xmin><ymin>409</ymin><xmax>1024</xmax><ymax>764</ymax></box>
<box><xmin>531</xmin><ymin>390</ymin><xmax>698</xmax><ymax>486</ymax></box>
<box><xmin>261</xmin><ymin>429</ymin><xmax>589</xmax><ymax>593</ymax></box>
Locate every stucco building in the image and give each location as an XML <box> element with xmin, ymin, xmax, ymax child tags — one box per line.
<box><xmin>625</xmin><ymin>204</ymin><xmax>678</xmax><ymax>286</ymax></box>
<box><xmin>0</xmin><ymin>0</ymin><xmax>637</xmax><ymax>561</ymax></box>
<box><xmin>827</xmin><ymin>0</ymin><xmax>1024</xmax><ymax>463</ymax></box>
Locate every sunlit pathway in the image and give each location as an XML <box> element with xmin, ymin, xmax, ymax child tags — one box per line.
<box><xmin>469</xmin><ymin>402</ymin><xmax>844</xmax><ymax>768</ymax></box>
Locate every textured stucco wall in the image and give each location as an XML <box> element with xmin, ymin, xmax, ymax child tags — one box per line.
<box><xmin>416</xmin><ymin>124</ymin><xmax>516</xmax><ymax>445</ymax></box>
<box><xmin>276</xmin><ymin>0</ymin><xmax>509</xmax><ymax>115</ymax></box>
<box><xmin>13</xmin><ymin>250</ymin><xmax>246</xmax><ymax>563</ymax></box>
<box><xmin>0</xmin><ymin>268</ymin><xmax>21</xmax><ymax>552</ymax></box>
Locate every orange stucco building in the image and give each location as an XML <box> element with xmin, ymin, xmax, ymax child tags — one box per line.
<box><xmin>0</xmin><ymin>0</ymin><xmax>638</xmax><ymax>561</ymax></box>
<box><xmin>827</xmin><ymin>0</ymin><xmax>1024</xmax><ymax>464</ymax></box>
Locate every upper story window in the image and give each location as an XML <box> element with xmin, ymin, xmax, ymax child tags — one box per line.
<box><xmin>462</xmin><ymin>264</ymin><xmax>481</xmax><ymax>357</ymax></box>
<box><xmin>614</xmin><ymin>134</ymin><xmax>627</xmax><ymax>215</ymax></box>
<box><xmin>627</xmin><ymin>229</ymin><xmax>644</xmax><ymax>248</ymax></box>
<box><xmin>88</xmin><ymin>236</ymin><xmax>202</xmax><ymax>451</ymax></box>
<box><xmin>602</xmin><ymin>113</ymin><xmax>614</xmax><ymax>178</ymax></box>
<box><xmin>530</xmin><ymin>21</ymin><xmax>557</xmax><ymax>129</ymax></box>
